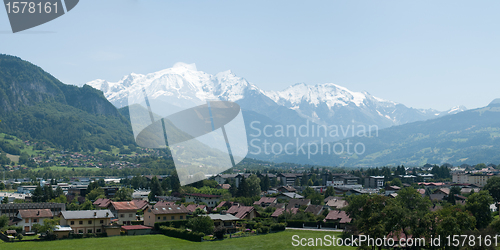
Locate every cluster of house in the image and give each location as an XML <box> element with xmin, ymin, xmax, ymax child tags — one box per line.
<box><xmin>452</xmin><ymin>170</ymin><xmax>500</xmax><ymax>186</ymax></box>
<box><xmin>0</xmin><ymin>186</ymin><xmax>357</xmax><ymax>238</ymax></box>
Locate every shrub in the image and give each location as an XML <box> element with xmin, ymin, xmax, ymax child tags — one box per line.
<box><xmin>245</xmin><ymin>221</ymin><xmax>256</xmax><ymax>229</ymax></box>
<box><xmin>323</xmin><ymin>222</ymin><xmax>337</xmax><ymax>228</ymax></box>
<box><xmin>214</xmin><ymin>225</ymin><xmax>226</xmax><ymax>240</ymax></box>
<box><xmin>187</xmin><ymin>216</ymin><xmax>214</xmax><ymax>235</ymax></box>
<box><xmin>257</xmin><ymin>226</ymin><xmax>269</xmax><ymax>234</ymax></box>
<box><xmin>154</xmin><ymin>220</ymin><xmax>188</xmax><ymax>230</ymax></box>
<box><xmin>270</xmin><ymin>223</ymin><xmax>286</xmax><ymax>232</ymax></box>
<box><xmin>160</xmin><ymin>226</ymin><xmax>204</xmax><ymax>242</ymax></box>
<box><xmin>286</xmin><ymin>220</ymin><xmax>305</xmax><ymax>228</ymax></box>
<box><xmin>71</xmin><ymin>233</ymin><xmax>84</xmax><ymax>239</ymax></box>
<box><xmin>96</xmin><ymin>232</ymin><xmax>107</xmax><ymax>237</ymax></box>
<box><xmin>131</xmin><ymin>221</ymin><xmax>143</xmax><ymax>225</ymax></box>
<box><xmin>85</xmin><ymin>233</ymin><xmax>96</xmax><ymax>238</ymax></box>
<box><xmin>304</xmin><ymin>221</ymin><xmax>320</xmax><ymax>227</ymax></box>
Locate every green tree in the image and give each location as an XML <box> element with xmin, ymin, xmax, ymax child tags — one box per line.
<box><xmin>18</xmin><ymin>152</ymin><xmax>30</xmax><ymax>165</ymax></box>
<box><xmin>484</xmin><ymin>177</ymin><xmax>500</xmax><ymax>203</ymax></box>
<box><xmin>301</xmin><ymin>174</ymin><xmax>309</xmax><ymax>186</ymax></box>
<box><xmin>466</xmin><ymin>190</ymin><xmax>494</xmax><ymax>229</ymax></box>
<box><xmin>0</xmin><ymin>215</ymin><xmax>8</xmax><ymax>228</ymax></box>
<box><xmin>324</xmin><ymin>186</ymin><xmax>335</xmax><ymax>198</ymax></box>
<box><xmin>114</xmin><ymin>187</ymin><xmax>133</xmax><ymax>201</ymax></box>
<box><xmin>0</xmin><ymin>182</ymin><xmax>5</xmax><ymax>190</ymax></box>
<box><xmin>87</xmin><ymin>181</ymin><xmax>100</xmax><ymax>192</ymax></box>
<box><xmin>447</xmin><ymin>186</ymin><xmax>462</xmax><ymax>205</ymax></box>
<box><xmin>193</xmin><ymin>207</ymin><xmax>206</xmax><ymax>216</ymax></box>
<box><xmin>32</xmin><ymin>184</ymin><xmax>44</xmax><ymax>202</ymax></box>
<box><xmin>433</xmin><ymin>205</ymin><xmax>476</xmax><ymax>248</ymax></box>
<box><xmin>390</xmin><ymin>178</ymin><xmax>402</xmax><ymax>187</ymax></box>
<box><xmin>187</xmin><ymin>215</ymin><xmax>214</xmax><ymax>235</ymax></box>
<box><xmin>54</xmin><ymin>186</ymin><xmax>64</xmax><ymax>197</ymax></box>
<box><xmin>294</xmin><ymin>178</ymin><xmax>300</xmax><ymax>186</ymax></box>
<box><xmin>489</xmin><ymin>216</ymin><xmax>500</xmax><ymax>232</ymax></box>
<box><xmin>261</xmin><ymin>174</ymin><xmax>270</xmax><ymax>191</ymax></box>
<box><xmin>32</xmin><ymin>216</ymin><xmax>60</xmax><ymax>234</ymax></box>
<box><xmin>386</xmin><ymin>187</ymin><xmax>431</xmax><ymax>240</ymax></box>
<box><xmin>270</xmin><ymin>177</ymin><xmax>277</xmax><ymax>187</ymax></box>
<box><xmin>345</xmin><ymin>194</ymin><xmax>390</xmax><ymax>245</ymax></box>
<box><xmin>237</xmin><ymin>176</ymin><xmax>249</xmax><ymax>197</ymax></box>
<box><xmin>148</xmin><ymin>176</ymin><xmax>163</xmax><ymax>201</ymax></box>
<box><xmin>86</xmin><ymin>187</ymin><xmax>105</xmax><ymax>201</ymax></box>
<box><xmin>247</xmin><ymin>175</ymin><xmax>261</xmax><ymax>197</ymax></box>
<box><xmin>79</xmin><ymin>200</ymin><xmax>95</xmax><ymax>210</ymax></box>
<box><xmin>161</xmin><ymin>177</ymin><xmax>171</xmax><ymax>191</ymax></box>
<box><xmin>228</xmin><ymin>180</ymin><xmax>237</xmax><ymax>197</ymax></box>
<box><xmin>50</xmin><ymin>194</ymin><xmax>67</xmax><ymax>204</ymax></box>
<box><xmin>42</xmin><ymin>184</ymin><xmax>55</xmax><ymax>202</ymax></box>
<box><xmin>308</xmin><ymin>192</ymin><xmax>324</xmax><ymax>205</ymax></box>
<box><xmin>170</xmin><ymin>174</ymin><xmax>181</xmax><ymax>193</ymax></box>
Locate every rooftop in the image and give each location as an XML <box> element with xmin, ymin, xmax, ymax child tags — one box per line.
<box><xmin>149</xmin><ymin>205</ymin><xmax>189</xmax><ymax>215</ymax></box>
<box><xmin>204</xmin><ymin>213</ymin><xmax>240</xmax><ymax>221</ymax></box>
<box><xmin>61</xmin><ymin>210</ymin><xmax>113</xmax><ymax>220</ymax></box>
<box><xmin>185</xmin><ymin>193</ymin><xmax>221</xmax><ymax>198</ymax></box>
<box><xmin>18</xmin><ymin>209</ymin><xmax>53</xmax><ymax>218</ymax></box>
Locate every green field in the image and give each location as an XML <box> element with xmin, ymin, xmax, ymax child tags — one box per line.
<box><xmin>0</xmin><ymin>230</ymin><xmax>351</xmax><ymax>250</ymax></box>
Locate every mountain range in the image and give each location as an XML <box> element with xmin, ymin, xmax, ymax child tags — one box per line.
<box><xmin>269</xmin><ymin>100</ymin><xmax>500</xmax><ymax>167</ymax></box>
<box><xmin>1</xmin><ymin>55</ymin><xmax>497</xmax><ymax>167</ymax></box>
<box><xmin>0</xmin><ymin>54</ymin><xmax>134</xmax><ymax>151</ymax></box>
<box><xmin>85</xmin><ymin>62</ymin><xmax>500</xmax><ymax>167</ymax></box>
<box><xmin>87</xmin><ymin>63</ymin><xmax>466</xmax><ymax>131</ymax></box>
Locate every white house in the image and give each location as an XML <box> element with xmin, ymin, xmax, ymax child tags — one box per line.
<box><xmin>13</xmin><ymin>209</ymin><xmax>53</xmax><ymax>232</ymax></box>
<box><xmin>184</xmin><ymin>193</ymin><xmax>221</xmax><ymax>208</ymax></box>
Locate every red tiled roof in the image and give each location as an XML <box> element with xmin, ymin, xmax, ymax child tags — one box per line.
<box><xmin>304</xmin><ymin>205</ymin><xmax>323</xmax><ymax>216</ymax></box>
<box><xmin>185</xmin><ymin>204</ymin><xmax>207</xmax><ymax>212</ymax></box>
<box><xmin>326</xmin><ymin>199</ymin><xmax>348</xmax><ymax>209</ymax></box>
<box><xmin>278</xmin><ymin>186</ymin><xmax>296</xmax><ymax>192</ymax></box>
<box><xmin>93</xmin><ymin>198</ymin><xmax>112</xmax><ymax>208</ymax></box>
<box><xmin>132</xmin><ymin>200</ymin><xmax>149</xmax><ymax>210</ymax></box>
<box><xmin>286</xmin><ymin>199</ymin><xmax>311</xmax><ymax>209</ymax></box>
<box><xmin>111</xmin><ymin>201</ymin><xmax>140</xmax><ymax>211</ymax></box>
<box><xmin>186</xmin><ymin>204</ymin><xmax>197</xmax><ymax>212</ymax></box>
<box><xmin>325</xmin><ymin>210</ymin><xmax>351</xmax><ymax>224</ymax></box>
<box><xmin>271</xmin><ymin>207</ymin><xmax>299</xmax><ymax>217</ymax></box>
<box><xmin>185</xmin><ymin>193</ymin><xmax>221</xmax><ymax>198</ymax></box>
<box><xmin>121</xmin><ymin>225</ymin><xmax>152</xmax><ymax>230</ymax></box>
<box><xmin>227</xmin><ymin>205</ymin><xmax>255</xmax><ymax>219</ymax></box>
<box><xmin>216</xmin><ymin>201</ymin><xmax>234</xmax><ymax>209</ymax></box>
<box><xmin>18</xmin><ymin>209</ymin><xmax>53</xmax><ymax>218</ymax></box>
<box><xmin>253</xmin><ymin>197</ymin><xmax>277</xmax><ymax>205</ymax></box>
<box><xmin>435</xmin><ymin>188</ymin><xmax>450</xmax><ymax>195</ymax></box>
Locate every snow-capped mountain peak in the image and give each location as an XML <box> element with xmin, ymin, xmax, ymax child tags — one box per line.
<box><xmin>87</xmin><ymin>63</ymin><xmax>467</xmax><ymax>129</ymax></box>
<box><xmin>265</xmin><ymin>82</ymin><xmax>372</xmax><ymax>109</ymax></box>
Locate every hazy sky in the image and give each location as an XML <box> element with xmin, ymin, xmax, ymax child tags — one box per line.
<box><xmin>1</xmin><ymin>0</ymin><xmax>499</xmax><ymax>111</ymax></box>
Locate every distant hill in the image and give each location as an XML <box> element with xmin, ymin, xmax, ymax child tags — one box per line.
<box><xmin>268</xmin><ymin>101</ymin><xmax>500</xmax><ymax>167</ymax></box>
<box><xmin>0</xmin><ymin>54</ymin><xmax>134</xmax><ymax>151</ymax></box>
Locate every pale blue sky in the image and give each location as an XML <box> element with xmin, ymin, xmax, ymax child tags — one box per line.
<box><xmin>1</xmin><ymin>0</ymin><xmax>500</xmax><ymax>111</ymax></box>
